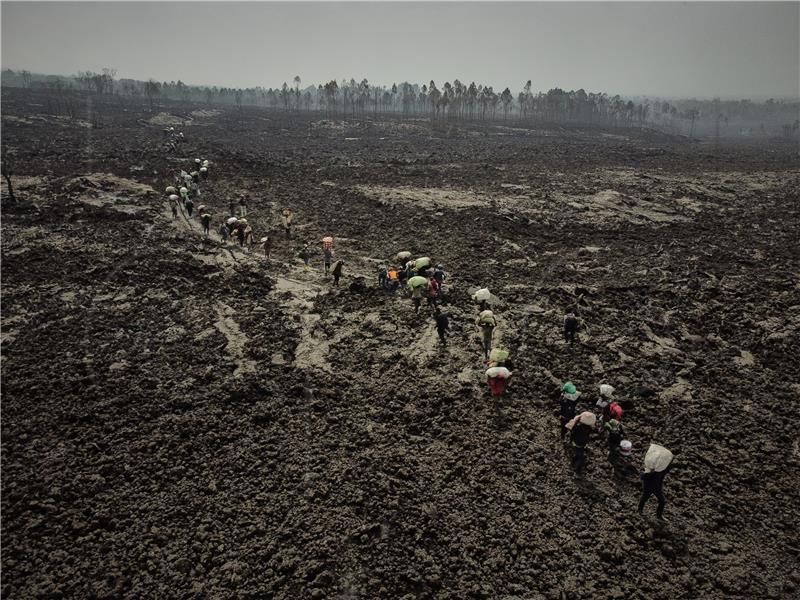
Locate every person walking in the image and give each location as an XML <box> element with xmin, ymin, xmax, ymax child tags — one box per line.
<box><xmin>556</xmin><ymin>382</ymin><xmax>581</xmax><ymax>441</ymax></box>
<box><xmin>478</xmin><ymin>309</ymin><xmax>497</xmax><ymax>359</ymax></box>
<box><xmin>281</xmin><ymin>208</ymin><xmax>293</xmax><ymax>239</ymax></box>
<box><xmin>377</xmin><ymin>265</ymin><xmax>388</xmax><ymax>289</ymax></box>
<box><xmin>434</xmin><ymin>308</ymin><xmax>449</xmax><ymax>346</ymax></box>
<box><xmin>324</xmin><ymin>247</ymin><xmax>333</xmax><ymax>276</ymax></box>
<box><xmin>299</xmin><ymin>243</ymin><xmax>311</xmax><ymax>269</ymax></box>
<box><xmin>427</xmin><ymin>277</ymin><xmax>441</xmax><ymax>309</ymax></box>
<box><xmin>638</xmin><ymin>446</ymin><xmax>674</xmax><ymax>520</ymax></box>
<box><xmin>332</xmin><ymin>259</ymin><xmax>344</xmax><ymax>286</ymax></box>
<box><xmin>411</xmin><ymin>282</ymin><xmax>424</xmax><ymax>314</ymax></box>
<box><xmin>605</xmin><ymin>419</ymin><xmax>626</xmax><ymax>464</ymax></box>
<box><xmin>185</xmin><ymin>197</ymin><xmax>194</xmax><ymax>218</ymax></box>
<box><xmin>200</xmin><ymin>213</ymin><xmax>211</xmax><ymax>236</ymax></box>
<box><xmin>239</xmin><ymin>194</ymin><xmax>248</xmax><ymax>217</ymax></box>
<box><xmin>219</xmin><ymin>222</ymin><xmax>230</xmax><ymax>243</ymax></box>
<box><xmin>568</xmin><ymin>412</ymin><xmax>595</xmax><ymax>474</ymax></box>
<box><xmin>564</xmin><ymin>311</ymin><xmax>579</xmax><ymax>345</ymax></box>
<box><xmin>229</xmin><ymin>199</ymin><xmax>237</xmax><ymax>217</ymax></box>
<box><xmin>262</xmin><ymin>236</ymin><xmax>272</xmax><ymax>258</ymax></box>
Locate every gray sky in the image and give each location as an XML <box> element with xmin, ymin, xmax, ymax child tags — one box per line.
<box><xmin>2</xmin><ymin>1</ymin><xmax>798</xmax><ymax>99</ymax></box>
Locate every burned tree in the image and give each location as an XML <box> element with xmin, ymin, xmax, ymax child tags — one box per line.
<box><xmin>144</xmin><ymin>79</ymin><xmax>161</xmax><ymax>111</ymax></box>
<box><xmin>1</xmin><ymin>145</ymin><xmax>16</xmax><ymax>203</ymax></box>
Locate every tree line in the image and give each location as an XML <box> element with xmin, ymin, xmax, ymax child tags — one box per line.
<box><xmin>2</xmin><ymin>68</ymin><xmax>798</xmax><ymax>139</ymax></box>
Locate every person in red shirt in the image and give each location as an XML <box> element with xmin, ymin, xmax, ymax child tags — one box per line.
<box><xmin>427</xmin><ymin>277</ymin><xmax>440</xmax><ymax>308</ymax></box>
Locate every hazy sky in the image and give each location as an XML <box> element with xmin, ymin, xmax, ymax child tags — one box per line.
<box><xmin>2</xmin><ymin>1</ymin><xmax>798</xmax><ymax>99</ymax></box>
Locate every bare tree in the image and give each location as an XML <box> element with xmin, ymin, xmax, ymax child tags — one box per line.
<box><xmin>144</xmin><ymin>79</ymin><xmax>161</xmax><ymax>111</ymax></box>
<box><xmin>1</xmin><ymin>145</ymin><xmax>16</xmax><ymax>203</ymax></box>
<box><xmin>500</xmin><ymin>88</ymin><xmax>513</xmax><ymax>120</ymax></box>
<box><xmin>686</xmin><ymin>108</ymin><xmax>699</xmax><ymax>138</ymax></box>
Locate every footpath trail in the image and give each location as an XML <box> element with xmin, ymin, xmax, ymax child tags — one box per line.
<box><xmin>165</xmin><ymin>199</ymin><xmax>489</xmax><ymax>387</ymax></box>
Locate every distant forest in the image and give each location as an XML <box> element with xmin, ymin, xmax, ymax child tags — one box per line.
<box><xmin>3</xmin><ymin>68</ymin><xmax>798</xmax><ymax>139</ymax></box>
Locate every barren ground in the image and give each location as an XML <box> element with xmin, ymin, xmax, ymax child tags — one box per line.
<box><xmin>2</xmin><ymin>88</ymin><xmax>800</xmax><ymax>599</ymax></box>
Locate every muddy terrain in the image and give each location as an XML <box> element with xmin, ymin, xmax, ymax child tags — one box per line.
<box><xmin>2</xmin><ymin>87</ymin><xmax>799</xmax><ymax>599</ymax></box>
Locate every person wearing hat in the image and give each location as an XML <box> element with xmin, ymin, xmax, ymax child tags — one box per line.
<box><xmin>332</xmin><ymin>259</ymin><xmax>344</xmax><ymax>286</ymax></box>
<box><xmin>556</xmin><ymin>381</ymin><xmax>581</xmax><ymax>441</ymax></box>
<box><xmin>596</xmin><ymin>383</ymin><xmax>618</xmax><ymax>431</ymax></box>
<box><xmin>564</xmin><ymin>311</ymin><xmax>579</xmax><ymax>345</ymax></box>
<box><xmin>200</xmin><ymin>166</ymin><xmax>208</xmax><ymax>181</ymax></box>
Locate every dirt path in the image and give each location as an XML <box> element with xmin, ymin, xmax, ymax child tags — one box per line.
<box><xmin>214</xmin><ymin>302</ymin><xmax>258</xmax><ymax>376</ymax></box>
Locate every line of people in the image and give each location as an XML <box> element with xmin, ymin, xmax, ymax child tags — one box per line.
<box><xmin>557</xmin><ymin>380</ymin><xmax>673</xmax><ymax>519</ymax></box>
<box><xmin>166</xmin><ymin>170</ymin><xmax>673</xmax><ymax>519</ymax></box>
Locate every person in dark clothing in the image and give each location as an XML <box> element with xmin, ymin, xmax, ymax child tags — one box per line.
<box><xmin>185</xmin><ymin>198</ymin><xmax>194</xmax><ymax>217</ymax></box>
<box><xmin>427</xmin><ymin>277</ymin><xmax>440</xmax><ymax>308</ymax></box>
<box><xmin>570</xmin><ymin>419</ymin><xmax>593</xmax><ymax>474</ymax></box>
<box><xmin>556</xmin><ymin>383</ymin><xmax>581</xmax><ymax>440</ymax></box>
<box><xmin>171</xmin><ymin>203</ymin><xmax>178</xmax><ymax>218</ymax></box>
<box><xmin>564</xmin><ymin>312</ymin><xmax>579</xmax><ymax>345</ymax></box>
<box><xmin>605</xmin><ymin>419</ymin><xmax>626</xmax><ymax>463</ymax></box>
<box><xmin>397</xmin><ymin>268</ymin><xmax>408</xmax><ymax>287</ymax></box>
<box><xmin>332</xmin><ymin>260</ymin><xmax>344</xmax><ymax>286</ymax></box>
<box><xmin>377</xmin><ymin>265</ymin><xmax>388</xmax><ymax>289</ymax></box>
<box><xmin>324</xmin><ymin>248</ymin><xmax>333</xmax><ymax>275</ymax></box>
<box><xmin>638</xmin><ymin>463</ymin><xmax>673</xmax><ymax>519</ymax></box>
<box><xmin>229</xmin><ymin>200</ymin><xmax>237</xmax><ymax>217</ymax></box>
<box><xmin>433</xmin><ymin>264</ymin><xmax>446</xmax><ymax>285</ymax></box>
<box><xmin>201</xmin><ymin>213</ymin><xmax>211</xmax><ymax>236</ymax></box>
<box><xmin>235</xmin><ymin>224</ymin><xmax>245</xmax><ymax>247</ymax></box>
<box><xmin>434</xmin><ymin>308</ymin><xmax>449</xmax><ymax>346</ymax></box>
